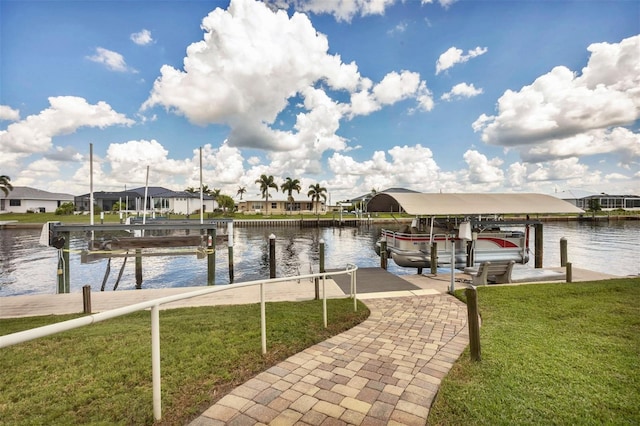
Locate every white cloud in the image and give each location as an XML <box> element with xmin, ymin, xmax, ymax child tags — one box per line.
<box><xmin>435</xmin><ymin>46</ymin><xmax>487</xmax><ymax>75</ymax></box>
<box><xmin>292</xmin><ymin>0</ymin><xmax>396</xmax><ymax>22</ymax></box>
<box><xmin>388</xmin><ymin>21</ymin><xmax>408</xmax><ymax>35</ymax></box>
<box><xmin>106</xmin><ymin>140</ymin><xmax>191</xmax><ymax>184</ymax></box>
<box><xmin>131</xmin><ymin>29</ymin><xmax>153</xmax><ymax>45</ymax></box>
<box><xmin>0</xmin><ymin>96</ymin><xmax>134</xmax><ymax>154</ymax></box>
<box><xmin>23</xmin><ymin>158</ymin><xmax>60</xmax><ymax>177</ymax></box>
<box><xmin>87</xmin><ymin>47</ymin><xmax>136</xmax><ymax>72</ymax></box>
<box><xmin>441</xmin><ymin>82</ymin><xmax>483</xmax><ymax>101</ymax></box>
<box><xmin>422</xmin><ymin>0</ymin><xmax>459</xmax><ymax>7</ymax></box>
<box><xmin>520</xmin><ymin>127</ymin><xmax>640</xmax><ymax>164</ymax></box>
<box><xmin>527</xmin><ymin>158</ymin><xmax>589</xmax><ymax>182</ymax></box>
<box><xmin>474</xmin><ymin>35</ymin><xmax>640</xmax><ymax>152</ymax></box>
<box><xmin>0</xmin><ymin>105</ymin><xmax>20</xmax><ymax>121</ymax></box>
<box><xmin>463</xmin><ymin>150</ymin><xmax>504</xmax><ymax>184</ymax></box>
<box><xmin>143</xmin><ymin>0</ymin><xmax>432</xmax><ymax>175</ymax></box>
<box><xmin>328</xmin><ymin>144</ymin><xmax>441</xmax><ymax>193</ymax></box>
<box><xmin>199</xmin><ymin>143</ymin><xmax>246</xmax><ymax>185</ymax></box>
<box><xmin>506</xmin><ymin>162</ymin><xmax>528</xmax><ymax>188</ymax></box>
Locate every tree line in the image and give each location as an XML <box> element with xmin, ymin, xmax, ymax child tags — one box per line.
<box><xmin>0</xmin><ymin>173</ymin><xmax>330</xmax><ymax>215</ymax></box>
<box><xmin>184</xmin><ymin>175</ymin><xmax>327</xmax><ymax>215</ymax></box>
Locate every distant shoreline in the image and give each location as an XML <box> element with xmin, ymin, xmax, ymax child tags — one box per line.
<box><xmin>2</xmin><ymin>214</ymin><xmax>639</xmax><ymax>230</ymax></box>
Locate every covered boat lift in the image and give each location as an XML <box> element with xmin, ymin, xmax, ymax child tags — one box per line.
<box><xmin>367</xmin><ymin>192</ymin><xmax>584</xmax><ymax>217</ymax></box>
<box><xmin>367</xmin><ymin>191</ymin><xmax>584</xmax><ymax>270</ymax></box>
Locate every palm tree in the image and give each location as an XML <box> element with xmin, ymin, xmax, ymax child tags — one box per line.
<box><xmin>255</xmin><ymin>174</ymin><xmax>278</xmax><ymax>215</ymax></box>
<box><xmin>281</xmin><ymin>177</ymin><xmax>301</xmax><ymax>215</ymax></box>
<box><xmin>0</xmin><ymin>175</ymin><xmax>13</xmax><ymax>197</ymax></box>
<box><xmin>236</xmin><ymin>186</ymin><xmax>247</xmax><ymax>200</ymax></box>
<box><xmin>307</xmin><ymin>183</ymin><xmax>327</xmax><ymax>215</ymax></box>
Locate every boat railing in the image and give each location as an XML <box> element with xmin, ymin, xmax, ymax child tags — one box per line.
<box><xmin>0</xmin><ymin>264</ymin><xmax>359</xmax><ymax>422</ymax></box>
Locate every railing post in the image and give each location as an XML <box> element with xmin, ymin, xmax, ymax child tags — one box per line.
<box><xmin>260</xmin><ymin>282</ymin><xmax>266</xmax><ymax>354</ymax></box>
<box><xmin>465</xmin><ymin>286</ymin><xmax>481</xmax><ymax>362</ymax></box>
<box><xmin>151</xmin><ymin>305</ymin><xmax>162</xmax><ymax>420</ymax></box>
<box><xmin>351</xmin><ymin>267</ymin><xmax>357</xmax><ymax>312</ymax></box>
<box><xmin>560</xmin><ymin>237</ymin><xmax>568</xmax><ymax>267</ymax></box>
<box><xmin>322</xmin><ymin>275</ymin><xmax>327</xmax><ymax>328</ymax></box>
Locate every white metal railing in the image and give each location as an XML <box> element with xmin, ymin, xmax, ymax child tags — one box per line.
<box><xmin>0</xmin><ymin>264</ymin><xmax>358</xmax><ymax>421</ymax></box>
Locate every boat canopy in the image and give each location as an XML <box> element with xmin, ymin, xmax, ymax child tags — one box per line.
<box><xmin>366</xmin><ymin>192</ymin><xmax>584</xmax><ymax>216</ymax></box>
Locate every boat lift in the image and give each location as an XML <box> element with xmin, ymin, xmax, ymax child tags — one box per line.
<box><xmin>43</xmin><ymin>220</ymin><xmax>232</xmax><ymax>293</ymax></box>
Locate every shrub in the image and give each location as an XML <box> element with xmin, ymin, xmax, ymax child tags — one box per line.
<box><xmin>55</xmin><ymin>202</ymin><xmax>75</xmax><ymax>215</ymax></box>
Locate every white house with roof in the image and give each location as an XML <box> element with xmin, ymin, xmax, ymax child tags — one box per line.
<box><xmin>0</xmin><ymin>187</ymin><xmax>75</xmax><ymax>213</ymax></box>
<box><xmin>237</xmin><ymin>197</ymin><xmax>325</xmax><ymax>215</ymax></box>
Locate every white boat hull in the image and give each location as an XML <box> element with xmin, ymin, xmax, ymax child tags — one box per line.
<box><xmin>376</xmin><ymin>228</ymin><xmax>529</xmax><ymax>270</ymax></box>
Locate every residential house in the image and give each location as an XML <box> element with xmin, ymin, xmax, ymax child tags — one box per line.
<box><xmin>75</xmin><ymin>187</ymin><xmax>216</xmax><ymax>215</ymax></box>
<box><xmin>0</xmin><ymin>186</ymin><xmax>74</xmax><ymax>213</ymax></box>
<box><xmin>237</xmin><ymin>197</ymin><xmax>325</xmax><ymax>215</ymax></box>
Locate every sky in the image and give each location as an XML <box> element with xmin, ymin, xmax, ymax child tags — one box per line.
<box><xmin>1</xmin><ymin>0</ymin><xmax>639</xmax><ymax>204</ymax></box>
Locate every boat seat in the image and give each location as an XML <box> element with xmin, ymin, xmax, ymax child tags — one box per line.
<box><xmin>465</xmin><ymin>260</ymin><xmax>515</xmax><ymax>285</ymax></box>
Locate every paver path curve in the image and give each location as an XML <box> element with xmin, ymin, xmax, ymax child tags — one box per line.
<box><xmin>190</xmin><ymin>293</ymin><xmax>469</xmax><ymax>425</ymax></box>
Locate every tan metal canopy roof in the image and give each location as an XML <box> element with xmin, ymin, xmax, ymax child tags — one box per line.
<box><xmin>367</xmin><ymin>192</ymin><xmax>584</xmax><ymax>215</ymax></box>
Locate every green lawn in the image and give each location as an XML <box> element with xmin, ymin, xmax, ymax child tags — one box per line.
<box><xmin>0</xmin><ymin>298</ymin><xmax>369</xmax><ymax>425</ymax></box>
<box><xmin>429</xmin><ymin>278</ymin><xmax>640</xmax><ymax>425</ymax></box>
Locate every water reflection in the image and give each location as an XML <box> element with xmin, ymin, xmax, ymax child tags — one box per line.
<box><xmin>0</xmin><ymin>220</ymin><xmax>638</xmax><ymax>296</ymax></box>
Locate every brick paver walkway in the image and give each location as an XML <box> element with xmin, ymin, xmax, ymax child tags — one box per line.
<box><xmin>189</xmin><ymin>294</ymin><xmax>469</xmax><ymax>425</ymax></box>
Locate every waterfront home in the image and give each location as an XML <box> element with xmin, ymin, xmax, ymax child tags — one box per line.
<box><xmin>237</xmin><ymin>197</ymin><xmax>325</xmax><ymax>215</ymax></box>
<box><xmin>74</xmin><ymin>187</ymin><xmax>216</xmax><ymax>215</ymax></box>
<box><xmin>0</xmin><ymin>186</ymin><xmax>74</xmax><ymax>213</ymax></box>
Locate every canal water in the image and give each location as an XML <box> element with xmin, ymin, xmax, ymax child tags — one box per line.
<box><xmin>0</xmin><ymin>220</ymin><xmax>638</xmax><ymax>296</ymax></box>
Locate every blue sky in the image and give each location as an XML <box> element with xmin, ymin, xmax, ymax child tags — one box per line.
<box><xmin>1</xmin><ymin>0</ymin><xmax>638</xmax><ymax>203</ymax></box>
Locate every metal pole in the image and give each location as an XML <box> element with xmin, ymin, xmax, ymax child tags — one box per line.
<box><xmin>260</xmin><ymin>282</ymin><xmax>266</xmax><ymax>354</ymax></box>
<box><xmin>322</xmin><ymin>275</ymin><xmax>327</xmax><ymax>328</ymax></box>
<box><xmin>207</xmin><ymin>228</ymin><xmax>216</xmax><ymax>286</ymax></box>
<box><xmin>269</xmin><ymin>234</ymin><xmax>276</xmax><ymax>279</ymax></box>
<box><xmin>449</xmin><ymin>245</ymin><xmax>455</xmax><ymax>294</ymax></box>
<box><xmin>151</xmin><ymin>305</ymin><xmax>162</xmax><ymax>420</ymax></box>
<box><xmin>352</xmin><ymin>269</ymin><xmax>357</xmax><ymax>312</ymax></box>
<box><xmin>62</xmin><ymin>232</ymin><xmax>70</xmax><ymax>293</ymax></box>
<box><xmin>89</xmin><ymin>143</ymin><xmax>94</xmax><ymax>228</ymax></box>
<box><xmin>319</xmin><ymin>239</ymin><xmax>325</xmax><ymax>273</ymax></box>
<box><xmin>560</xmin><ymin>237</ymin><xmax>568</xmax><ymax>267</ymax></box>
<box><xmin>199</xmin><ymin>147</ymin><xmax>204</xmax><ymax>224</ymax></box>
<box><xmin>465</xmin><ymin>286</ymin><xmax>481</xmax><ymax>362</ymax></box>
<box><xmin>227</xmin><ymin>222</ymin><xmax>234</xmax><ymax>283</ymax></box>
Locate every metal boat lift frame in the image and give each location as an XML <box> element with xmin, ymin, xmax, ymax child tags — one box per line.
<box><xmin>47</xmin><ymin>220</ymin><xmax>228</xmax><ymax>293</ymax></box>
